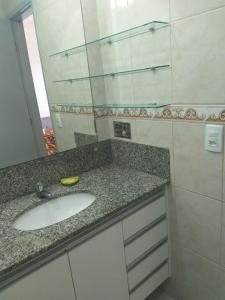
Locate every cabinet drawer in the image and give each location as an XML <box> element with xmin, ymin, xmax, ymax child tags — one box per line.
<box><xmin>123</xmin><ymin>196</ymin><xmax>166</xmax><ymax>241</ymax></box>
<box><xmin>125</xmin><ymin>220</ymin><xmax>167</xmax><ymax>265</ymax></box>
<box><xmin>128</xmin><ymin>242</ymin><xmax>169</xmax><ymax>290</ymax></box>
<box><xmin>130</xmin><ymin>263</ymin><xmax>169</xmax><ymax>300</ymax></box>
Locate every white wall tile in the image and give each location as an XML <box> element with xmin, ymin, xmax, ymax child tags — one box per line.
<box><xmin>32</xmin><ymin>0</ymin><xmax>56</xmax><ymax>14</ymax></box>
<box><xmin>101</xmin><ymin>39</ymin><xmax>132</xmax><ymax>74</ymax></box>
<box><xmin>33</xmin><ymin>0</ymin><xmax>96</xmax><ymax>152</ymax></box>
<box><xmin>95</xmin><ymin>118</ymin><xmax>111</xmax><ymax>141</ymax></box>
<box><xmin>80</xmin><ymin>0</ymin><xmax>100</xmax><ymax>42</ymax></box>
<box><xmin>132</xmin><ymin>120</ymin><xmax>172</xmax><ymax>149</ymax></box>
<box><xmin>34</xmin><ymin>0</ymin><xmax>85</xmax><ymax>54</ymax></box>
<box><xmin>173</xmin><ymin>122</ymin><xmax>223</xmax><ymax>200</ymax></box>
<box><xmin>130</xmin><ymin>27</ymin><xmax>171</xmax><ymax>69</ymax></box>
<box><xmin>170</xmin><ymin>0</ymin><xmax>225</xmax><ymax>21</ymax></box>
<box><xmin>127</xmin><ymin>0</ymin><xmax>170</xmax><ymax>27</ymax></box>
<box><xmin>131</xmin><ymin>70</ymin><xmax>171</xmax><ymax>105</ymax></box>
<box><xmin>174</xmin><ymin>187</ymin><xmax>221</xmax><ymax>262</ymax></box>
<box><xmin>171</xmin><ymin>8</ymin><xmax>225</xmax><ymax>104</ymax></box>
<box><xmin>96</xmin><ymin>0</ymin><xmax>129</xmax><ymax>37</ymax></box>
<box><xmin>171</xmin><ymin>247</ymin><xmax>221</xmax><ymax>300</ymax></box>
<box><xmin>104</xmin><ymin>75</ymin><xmax>134</xmax><ymax>104</ymax></box>
<box><xmin>51</xmin><ymin>113</ymin><xmax>93</xmax><ymax>151</ymax></box>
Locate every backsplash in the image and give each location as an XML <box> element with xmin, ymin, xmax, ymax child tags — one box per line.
<box><xmin>0</xmin><ymin>140</ymin><xmax>169</xmax><ymax>204</ymax></box>
<box><xmin>111</xmin><ymin>140</ymin><xmax>170</xmax><ymax>179</ymax></box>
<box><xmin>0</xmin><ymin>140</ymin><xmax>112</xmax><ymax>204</ymax></box>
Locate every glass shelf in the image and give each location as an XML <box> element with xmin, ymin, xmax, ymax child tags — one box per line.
<box><xmin>53</xmin><ymin>64</ymin><xmax>170</xmax><ymax>83</ymax></box>
<box><xmin>54</xmin><ymin>103</ymin><xmax>169</xmax><ymax>109</ymax></box>
<box><xmin>50</xmin><ymin>21</ymin><xmax>169</xmax><ymax>58</ymax></box>
<box><xmin>55</xmin><ymin>103</ymin><xmax>93</xmax><ymax>108</ymax></box>
<box><xmin>95</xmin><ymin>103</ymin><xmax>169</xmax><ymax>109</ymax></box>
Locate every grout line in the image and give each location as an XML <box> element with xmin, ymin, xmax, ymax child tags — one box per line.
<box><xmin>182</xmin><ymin>246</ymin><xmax>223</xmax><ymax>270</ymax></box>
<box><xmin>170</xmin><ymin>4</ymin><xmax>225</xmax><ymax>24</ymax></box>
<box><xmin>172</xmin><ymin>184</ymin><xmax>223</xmax><ymax>203</ymax></box>
<box><xmin>171</xmin><ymin>185</ymin><xmax>223</xmax><ymax>268</ymax></box>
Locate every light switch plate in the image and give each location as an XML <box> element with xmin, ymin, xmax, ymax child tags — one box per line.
<box><xmin>205</xmin><ymin>124</ymin><xmax>223</xmax><ymax>153</ymax></box>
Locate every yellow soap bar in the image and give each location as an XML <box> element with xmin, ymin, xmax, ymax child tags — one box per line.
<box><xmin>60</xmin><ymin>176</ymin><xmax>79</xmax><ymax>186</ymax></box>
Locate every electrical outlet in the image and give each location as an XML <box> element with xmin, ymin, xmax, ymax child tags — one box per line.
<box><xmin>113</xmin><ymin>121</ymin><xmax>131</xmax><ymax>139</ymax></box>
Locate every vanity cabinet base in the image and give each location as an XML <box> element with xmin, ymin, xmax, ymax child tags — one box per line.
<box><xmin>0</xmin><ymin>190</ymin><xmax>169</xmax><ymax>300</ymax></box>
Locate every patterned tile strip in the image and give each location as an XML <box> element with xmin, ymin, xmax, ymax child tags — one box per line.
<box><xmin>50</xmin><ymin>104</ymin><xmax>225</xmax><ymax>123</ymax></box>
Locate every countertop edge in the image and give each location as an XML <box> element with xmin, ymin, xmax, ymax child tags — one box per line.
<box><xmin>0</xmin><ymin>184</ymin><xmax>167</xmax><ymax>290</ymax></box>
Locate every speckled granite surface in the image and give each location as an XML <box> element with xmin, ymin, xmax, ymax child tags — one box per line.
<box><xmin>0</xmin><ymin>139</ymin><xmax>170</xmax><ymax>205</ymax></box>
<box><xmin>0</xmin><ymin>164</ymin><xmax>167</xmax><ymax>282</ymax></box>
<box><xmin>0</xmin><ymin>140</ymin><xmax>112</xmax><ymax>204</ymax></box>
<box><xmin>111</xmin><ymin>139</ymin><xmax>170</xmax><ymax>179</ymax></box>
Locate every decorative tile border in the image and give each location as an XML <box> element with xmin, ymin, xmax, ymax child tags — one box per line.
<box><xmin>94</xmin><ymin>106</ymin><xmax>156</xmax><ymax>118</ymax></box>
<box><xmin>155</xmin><ymin>105</ymin><xmax>225</xmax><ymax>122</ymax></box>
<box><xmin>50</xmin><ymin>104</ymin><xmax>94</xmax><ymax>115</ymax></box>
<box><xmin>95</xmin><ymin>105</ymin><xmax>225</xmax><ymax>123</ymax></box>
<box><xmin>50</xmin><ymin>103</ymin><xmax>225</xmax><ymax>123</ymax></box>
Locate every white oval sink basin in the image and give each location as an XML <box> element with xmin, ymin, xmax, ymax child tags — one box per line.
<box><xmin>13</xmin><ymin>193</ymin><xmax>95</xmax><ymax>231</ymax></box>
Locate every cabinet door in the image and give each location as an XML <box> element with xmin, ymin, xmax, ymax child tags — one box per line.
<box><xmin>68</xmin><ymin>223</ymin><xmax>129</xmax><ymax>300</ymax></box>
<box><xmin>0</xmin><ymin>254</ymin><xmax>76</xmax><ymax>300</ymax></box>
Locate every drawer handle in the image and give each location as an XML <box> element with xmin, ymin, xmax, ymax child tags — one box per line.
<box><xmin>129</xmin><ymin>259</ymin><xmax>169</xmax><ymax>295</ymax></box>
<box><xmin>124</xmin><ymin>214</ymin><xmax>167</xmax><ymax>246</ymax></box>
<box><xmin>127</xmin><ymin>237</ymin><xmax>168</xmax><ymax>271</ymax></box>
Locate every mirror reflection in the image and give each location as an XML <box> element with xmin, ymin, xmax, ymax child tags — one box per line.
<box><xmin>0</xmin><ymin>0</ymin><xmax>96</xmax><ymax>169</ymax></box>
<box><xmin>0</xmin><ymin>0</ymin><xmax>170</xmax><ymax>170</ymax></box>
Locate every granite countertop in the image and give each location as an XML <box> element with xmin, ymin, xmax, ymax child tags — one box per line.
<box><xmin>0</xmin><ymin>164</ymin><xmax>168</xmax><ymax>282</ymax></box>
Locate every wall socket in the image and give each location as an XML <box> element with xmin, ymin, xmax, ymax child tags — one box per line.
<box><xmin>113</xmin><ymin>121</ymin><xmax>131</xmax><ymax>139</ymax></box>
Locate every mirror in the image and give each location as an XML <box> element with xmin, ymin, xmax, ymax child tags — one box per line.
<box><xmin>80</xmin><ymin>0</ymin><xmax>171</xmax><ymax>140</ymax></box>
<box><xmin>0</xmin><ymin>0</ymin><xmax>97</xmax><ymax>169</ymax></box>
<box><xmin>0</xmin><ymin>0</ymin><xmax>170</xmax><ymax>169</ymax></box>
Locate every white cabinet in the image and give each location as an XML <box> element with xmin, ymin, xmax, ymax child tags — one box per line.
<box><xmin>0</xmin><ymin>192</ymin><xmax>169</xmax><ymax>300</ymax></box>
<box><xmin>122</xmin><ymin>196</ymin><xmax>169</xmax><ymax>300</ymax></box>
<box><xmin>68</xmin><ymin>223</ymin><xmax>129</xmax><ymax>300</ymax></box>
<box><xmin>129</xmin><ymin>264</ymin><xmax>169</xmax><ymax>300</ymax></box>
<box><xmin>122</xmin><ymin>195</ymin><xmax>166</xmax><ymax>240</ymax></box>
<box><xmin>0</xmin><ymin>254</ymin><xmax>76</xmax><ymax>300</ymax></box>
<box><xmin>125</xmin><ymin>220</ymin><xmax>167</xmax><ymax>265</ymax></box>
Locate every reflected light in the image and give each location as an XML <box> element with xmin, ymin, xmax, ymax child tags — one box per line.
<box><xmin>111</xmin><ymin>0</ymin><xmax>127</xmax><ymax>9</ymax></box>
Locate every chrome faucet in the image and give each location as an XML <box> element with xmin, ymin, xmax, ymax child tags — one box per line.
<box><xmin>35</xmin><ymin>182</ymin><xmax>52</xmax><ymax>199</ymax></box>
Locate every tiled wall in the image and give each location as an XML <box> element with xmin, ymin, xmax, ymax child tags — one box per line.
<box><xmin>32</xmin><ymin>0</ymin><xmax>96</xmax><ymax>152</ymax></box>
<box><xmin>168</xmin><ymin>3</ymin><xmax>225</xmax><ymax>299</ymax></box>
<box><xmin>87</xmin><ymin>1</ymin><xmax>225</xmax><ymax>299</ymax></box>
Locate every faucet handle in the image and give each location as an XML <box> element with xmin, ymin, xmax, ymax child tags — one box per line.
<box><xmin>35</xmin><ymin>182</ymin><xmax>44</xmax><ymax>193</ymax></box>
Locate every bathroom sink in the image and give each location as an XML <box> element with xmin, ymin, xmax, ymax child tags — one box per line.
<box><xmin>13</xmin><ymin>193</ymin><xmax>95</xmax><ymax>231</ymax></box>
